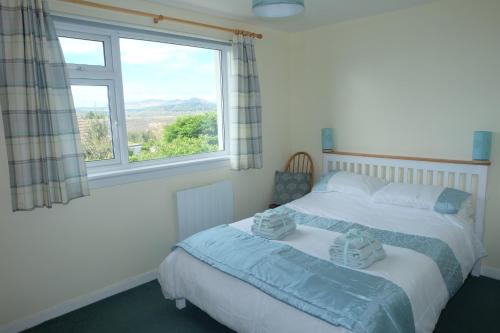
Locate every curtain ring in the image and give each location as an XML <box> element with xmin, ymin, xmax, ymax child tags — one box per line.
<box><xmin>153</xmin><ymin>15</ymin><xmax>164</xmax><ymax>24</ymax></box>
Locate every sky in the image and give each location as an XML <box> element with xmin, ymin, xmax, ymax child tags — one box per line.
<box><xmin>60</xmin><ymin>37</ymin><xmax>220</xmax><ymax>109</ymax></box>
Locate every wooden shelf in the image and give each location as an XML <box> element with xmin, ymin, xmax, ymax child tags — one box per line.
<box><xmin>323</xmin><ymin>150</ymin><xmax>491</xmax><ymax>166</ymax></box>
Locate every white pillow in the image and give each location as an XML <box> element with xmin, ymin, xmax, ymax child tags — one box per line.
<box><xmin>312</xmin><ymin>171</ymin><xmax>387</xmax><ymax>197</ymax></box>
<box><xmin>372</xmin><ymin>183</ymin><xmax>475</xmax><ymax>217</ymax></box>
<box><xmin>371</xmin><ymin>183</ymin><xmax>443</xmax><ymax>209</ymax></box>
<box><xmin>457</xmin><ymin>196</ymin><xmax>474</xmax><ymax>220</ymax></box>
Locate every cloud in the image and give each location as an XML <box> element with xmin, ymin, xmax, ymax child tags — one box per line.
<box><xmin>71</xmin><ymin>85</ymin><xmax>109</xmax><ymax>108</ymax></box>
<box><xmin>119</xmin><ymin>38</ymin><xmax>220</xmax><ymax>103</ymax></box>
<box><xmin>119</xmin><ymin>38</ymin><xmax>217</xmax><ymax>71</ymax></box>
<box><xmin>59</xmin><ymin>37</ymin><xmax>104</xmax><ymax>55</ymax></box>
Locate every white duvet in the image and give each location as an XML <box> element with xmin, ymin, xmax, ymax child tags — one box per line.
<box><xmin>158</xmin><ymin>192</ymin><xmax>486</xmax><ymax>333</ymax></box>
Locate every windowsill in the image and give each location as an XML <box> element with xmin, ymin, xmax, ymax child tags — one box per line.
<box><xmin>88</xmin><ymin>155</ymin><xmax>230</xmax><ymax>189</ymax></box>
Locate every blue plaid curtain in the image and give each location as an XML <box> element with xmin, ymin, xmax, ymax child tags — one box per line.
<box><xmin>230</xmin><ymin>35</ymin><xmax>262</xmax><ymax>170</ymax></box>
<box><xmin>0</xmin><ymin>0</ymin><xmax>89</xmax><ymax>211</ymax></box>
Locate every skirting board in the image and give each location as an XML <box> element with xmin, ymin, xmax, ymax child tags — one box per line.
<box><xmin>0</xmin><ymin>269</ymin><xmax>158</xmax><ymax>333</ymax></box>
<box><xmin>481</xmin><ymin>265</ymin><xmax>500</xmax><ymax>280</ymax></box>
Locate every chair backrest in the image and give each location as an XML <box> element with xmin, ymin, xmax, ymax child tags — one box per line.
<box><xmin>285</xmin><ymin>152</ymin><xmax>314</xmax><ymax>187</ymax></box>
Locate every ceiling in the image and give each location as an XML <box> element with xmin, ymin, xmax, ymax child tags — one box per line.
<box><xmin>146</xmin><ymin>0</ymin><xmax>437</xmax><ymax>32</ymax></box>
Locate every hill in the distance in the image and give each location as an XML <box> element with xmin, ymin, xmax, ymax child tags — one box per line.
<box><xmin>76</xmin><ymin>98</ymin><xmax>216</xmax><ymax>115</ymax></box>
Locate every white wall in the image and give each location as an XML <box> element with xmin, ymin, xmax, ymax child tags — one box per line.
<box><xmin>0</xmin><ymin>0</ymin><xmax>291</xmax><ymax>326</ymax></box>
<box><xmin>289</xmin><ymin>0</ymin><xmax>500</xmax><ymax>269</ymax></box>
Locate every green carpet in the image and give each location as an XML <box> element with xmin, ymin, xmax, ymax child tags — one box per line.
<box><xmin>24</xmin><ymin>276</ymin><xmax>500</xmax><ymax>333</ymax></box>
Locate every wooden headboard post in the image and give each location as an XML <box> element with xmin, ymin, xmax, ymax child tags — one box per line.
<box><xmin>323</xmin><ymin>151</ymin><xmax>490</xmax><ymax>277</ymax></box>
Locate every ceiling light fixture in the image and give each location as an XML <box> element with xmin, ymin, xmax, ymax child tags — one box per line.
<box><xmin>252</xmin><ymin>0</ymin><xmax>305</xmax><ymax>18</ymax></box>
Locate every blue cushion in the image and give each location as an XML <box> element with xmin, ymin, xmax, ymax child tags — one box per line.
<box><xmin>434</xmin><ymin>188</ymin><xmax>471</xmax><ymax>214</ymax></box>
<box><xmin>272</xmin><ymin>171</ymin><xmax>311</xmax><ymax>205</ymax></box>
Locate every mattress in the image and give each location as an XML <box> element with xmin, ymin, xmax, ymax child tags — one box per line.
<box><xmin>158</xmin><ymin>191</ymin><xmax>486</xmax><ymax>333</ymax></box>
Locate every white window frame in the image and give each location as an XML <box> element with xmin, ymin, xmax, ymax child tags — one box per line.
<box><xmin>54</xmin><ymin>18</ymin><xmax>230</xmax><ymax>187</ymax></box>
<box><xmin>58</xmin><ymin>31</ymin><xmax>113</xmax><ymax>72</ymax></box>
<box><xmin>70</xmin><ymin>78</ymin><xmax>122</xmax><ymax>167</ymax></box>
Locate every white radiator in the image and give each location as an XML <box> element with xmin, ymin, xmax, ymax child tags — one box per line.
<box><xmin>176</xmin><ymin>180</ymin><xmax>234</xmax><ymax>241</ymax></box>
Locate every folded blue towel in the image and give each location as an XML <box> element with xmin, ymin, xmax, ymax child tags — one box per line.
<box><xmin>330</xmin><ymin>229</ymin><xmax>386</xmax><ymax>269</ymax></box>
<box><xmin>251</xmin><ymin>223</ymin><xmax>296</xmax><ymax>240</ymax></box>
<box><xmin>330</xmin><ymin>243</ymin><xmax>373</xmax><ymax>261</ymax></box>
<box><xmin>252</xmin><ymin>210</ymin><xmax>296</xmax><ymax>240</ymax></box>
<box><xmin>254</xmin><ymin>210</ymin><xmax>292</xmax><ymax>228</ymax></box>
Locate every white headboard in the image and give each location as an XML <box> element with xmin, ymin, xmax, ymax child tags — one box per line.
<box><xmin>323</xmin><ymin>151</ymin><xmax>490</xmax><ymax>276</ymax></box>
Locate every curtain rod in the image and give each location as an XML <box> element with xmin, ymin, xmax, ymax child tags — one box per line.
<box><xmin>61</xmin><ymin>0</ymin><xmax>263</xmax><ymax>39</ymax></box>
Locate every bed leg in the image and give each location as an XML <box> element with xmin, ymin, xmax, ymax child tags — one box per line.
<box><xmin>175</xmin><ymin>298</ymin><xmax>186</xmax><ymax>310</ymax></box>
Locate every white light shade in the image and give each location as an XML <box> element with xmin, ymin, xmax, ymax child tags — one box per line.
<box><xmin>252</xmin><ymin>0</ymin><xmax>305</xmax><ymax>18</ymax></box>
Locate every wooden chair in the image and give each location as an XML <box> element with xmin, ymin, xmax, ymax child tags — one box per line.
<box><xmin>270</xmin><ymin>152</ymin><xmax>314</xmax><ymax>208</ymax></box>
<box><xmin>284</xmin><ymin>152</ymin><xmax>314</xmax><ymax>188</ymax></box>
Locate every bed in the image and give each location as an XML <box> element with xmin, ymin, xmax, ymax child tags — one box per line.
<box><xmin>158</xmin><ymin>152</ymin><xmax>489</xmax><ymax>333</ymax></box>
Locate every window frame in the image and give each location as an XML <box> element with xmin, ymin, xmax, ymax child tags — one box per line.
<box><xmin>70</xmin><ymin>78</ymin><xmax>122</xmax><ymax>167</ymax></box>
<box><xmin>54</xmin><ymin>18</ymin><xmax>231</xmax><ymax>183</ymax></box>
<box><xmin>57</xmin><ymin>30</ymin><xmax>112</xmax><ymax>71</ymax></box>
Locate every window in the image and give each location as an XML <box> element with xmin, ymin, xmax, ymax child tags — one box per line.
<box><xmin>71</xmin><ymin>84</ymin><xmax>115</xmax><ymax>162</ymax></box>
<box><xmin>55</xmin><ymin>19</ymin><xmax>229</xmax><ymax>177</ymax></box>
<box><xmin>119</xmin><ymin>38</ymin><xmax>223</xmax><ymax>162</ymax></box>
<box><xmin>59</xmin><ymin>37</ymin><xmax>106</xmax><ymax>66</ymax></box>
